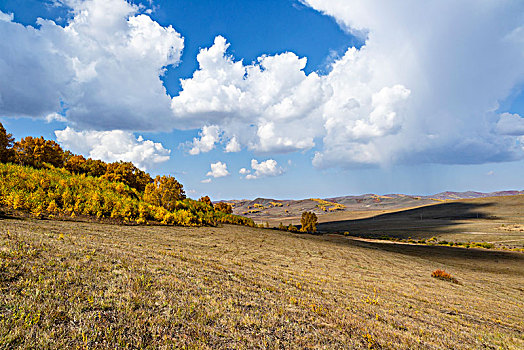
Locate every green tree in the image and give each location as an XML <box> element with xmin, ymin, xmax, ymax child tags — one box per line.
<box><xmin>0</xmin><ymin>122</ymin><xmax>14</xmax><ymax>163</ymax></box>
<box><xmin>300</xmin><ymin>211</ymin><xmax>318</xmax><ymax>232</ymax></box>
<box><xmin>143</xmin><ymin>175</ymin><xmax>186</xmax><ymax>211</ymax></box>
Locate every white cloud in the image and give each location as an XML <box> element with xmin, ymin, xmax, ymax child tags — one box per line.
<box><xmin>0</xmin><ymin>0</ymin><xmax>183</xmax><ymax>131</ymax></box>
<box><xmin>171</xmin><ymin>36</ymin><xmax>323</xmax><ymax>154</ymax></box>
<box><xmin>206</xmin><ymin>161</ymin><xmax>230</xmax><ymax>178</ymax></box>
<box><xmin>240</xmin><ymin>159</ymin><xmax>284</xmax><ymax>180</ymax></box>
<box><xmin>0</xmin><ymin>11</ymin><xmax>13</xmax><ymax>22</ymax></box>
<box><xmin>45</xmin><ymin>112</ymin><xmax>68</xmax><ymax>123</ymax></box>
<box><xmin>170</xmin><ymin>1</ymin><xmax>524</xmax><ymax>167</ymax></box>
<box><xmin>224</xmin><ymin>137</ymin><xmax>241</xmax><ymax>153</ymax></box>
<box><xmin>54</xmin><ymin>127</ymin><xmax>170</xmax><ymax>170</ymax></box>
<box><xmin>188</xmin><ymin>125</ymin><xmax>220</xmax><ymax>155</ymax></box>
<box><xmin>201</xmin><ymin>178</ymin><xmax>212</xmax><ymax>184</ymax></box>
<box><xmin>3</xmin><ymin>1</ymin><xmax>524</xmax><ymax>168</ymax></box>
<box><xmin>496</xmin><ymin>113</ymin><xmax>524</xmax><ymax>136</ymax></box>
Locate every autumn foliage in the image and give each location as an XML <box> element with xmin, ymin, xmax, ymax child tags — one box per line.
<box><xmin>0</xmin><ymin>122</ymin><xmax>254</xmax><ymax>228</ymax></box>
<box><xmin>215</xmin><ymin>202</ymin><xmax>233</xmax><ymax>214</ymax></box>
<box><xmin>431</xmin><ymin>269</ymin><xmax>458</xmax><ymax>283</ymax></box>
<box><xmin>143</xmin><ymin>175</ymin><xmax>186</xmax><ymax>211</ymax></box>
<box><xmin>300</xmin><ymin>211</ymin><xmax>318</xmax><ymax>232</ymax></box>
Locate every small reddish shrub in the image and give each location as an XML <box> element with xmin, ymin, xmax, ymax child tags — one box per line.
<box><xmin>431</xmin><ymin>269</ymin><xmax>458</xmax><ymax>283</ymax></box>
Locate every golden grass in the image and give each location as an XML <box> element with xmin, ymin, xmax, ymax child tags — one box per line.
<box><xmin>0</xmin><ymin>218</ymin><xmax>523</xmax><ymax>349</ymax></box>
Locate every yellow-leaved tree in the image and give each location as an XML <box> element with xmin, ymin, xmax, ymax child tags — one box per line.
<box><xmin>215</xmin><ymin>202</ymin><xmax>233</xmax><ymax>214</ymax></box>
<box><xmin>102</xmin><ymin>161</ymin><xmax>152</xmax><ymax>192</ymax></box>
<box><xmin>13</xmin><ymin>136</ymin><xmax>64</xmax><ymax>168</ymax></box>
<box><xmin>143</xmin><ymin>175</ymin><xmax>186</xmax><ymax>212</ymax></box>
<box><xmin>300</xmin><ymin>211</ymin><xmax>318</xmax><ymax>232</ymax></box>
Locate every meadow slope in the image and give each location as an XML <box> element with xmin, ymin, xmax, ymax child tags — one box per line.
<box><xmin>1</xmin><ymin>217</ymin><xmax>523</xmax><ymax>349</ymax></box>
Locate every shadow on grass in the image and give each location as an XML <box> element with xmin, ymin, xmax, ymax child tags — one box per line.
<box><xmin>322</xmin><ymin>234</ymin><xmax>524</xmax><ymax>276</ymax></box>
<box><xmin>318</xmin><ymin>201</ymin><xmax>498</xmax><ymax>239</ymax></box>
<box><xmin>0</xmin><ymin>209</ymin><xmax>22</xmax><ymax>220</ymax></box>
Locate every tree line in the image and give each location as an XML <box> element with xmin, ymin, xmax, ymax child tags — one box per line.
<box><xmin>0</xmin><ymin>122</ymin><xmax>244</xmax><ymax>227</ymax></box>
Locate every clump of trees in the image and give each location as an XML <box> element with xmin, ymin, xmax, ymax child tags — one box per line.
<box><xmin>0</xmin><ymin>123</ymin><xmax>151</xmax><ymax>193</ymax></box>
<box><xmin>198</xmin><ymin>196</ymin><xmax>213</xmax><ymax>207</ymax></box>
<box><xmin>214</xmin><ymin>202</ymin><xmax>233</xmax><ymax>214</ymax></box>
<box><xmin>143</xmin><ymin>175</ymin><xmax>186</xmax><ymax>211</ymax></box>
<box><xmin>13</xmin><ymin>136</ymin><xmax>64</xmax><ymax>168</ymax></box>
<box><xmin>0</xmin><ymin>122</ymin><xmax>255</xmax><ymax>228</ymax></box>
<box><xmin>300</xmin><ymin>211</ymin><xmax>318</xmax><ymax>232</ymax></box>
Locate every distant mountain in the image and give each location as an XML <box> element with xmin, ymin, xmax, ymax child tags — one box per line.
<box><xmin>425</xmin><ymin>190</ymin><xmax>524</xmax><ymax>200</ymax></box>
<box><xmin>226</xmin><ymin>191</ymin><xmax>524</xmax><ymax>221</ymax></box>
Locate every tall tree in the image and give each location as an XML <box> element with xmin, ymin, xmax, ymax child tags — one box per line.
<box><xmin>300</xmin><ymin>211</ymin><xmax>318</xmax><ymax>232</ymax></box>
<box><xmin>0</xmin><ymin>122</ymin><xmax>14</xmax><ymax>163</ymax></box>
<box><xmin>143</xmin><ymin>175</ymin><xmax>186</xmax><ymax>211</ymax></box>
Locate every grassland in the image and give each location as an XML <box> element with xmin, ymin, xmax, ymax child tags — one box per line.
<box><xmin>260</xmin><ymin>195</ymin><xmax>524</xmax><ymax>251</ymax></box>
<box><xmin>1</xmin><ymin>215</ymin><xmax>523</xmax><ymax>349</ymax></box>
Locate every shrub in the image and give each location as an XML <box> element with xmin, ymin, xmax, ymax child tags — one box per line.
<box><xmin>287</xmin><ymin>224</ymin><xmax>299</xmax><ymax>232</ymax></box>
<box><xmin>431</xmin><ymin>269</ymin><xmax>458</xmax><ymax>283</ymax></box>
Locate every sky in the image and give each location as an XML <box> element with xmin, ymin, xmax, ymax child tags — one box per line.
<box><xmin>0</xmin><ymin>0</ymin><xmax>523</xmax><ymax>200</ymax></box>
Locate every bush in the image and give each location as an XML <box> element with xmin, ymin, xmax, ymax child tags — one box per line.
<box><xmin>431</xmin><ymin>269</ymin><xmax>458</xmax><ymax>283</ymax></box>
<box><xmin>287</xmin><ymin>224</ymin><xmax>299</xmax><ymax>232</ymax></box>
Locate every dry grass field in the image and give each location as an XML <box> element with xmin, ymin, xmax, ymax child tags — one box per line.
<box><xmin>317</xmin><ymin>195</ymin><xmax>524</xmax><ymax>250</ymax></box>
<box><xmin>1</xmin><ymin>216</ymin><xmax>523</xmax><ymax>349</ymax></box>
<box><xmin>259</xmin><ymin>195</ymin><xmax>524</xmax><ymax>251</ymax></box>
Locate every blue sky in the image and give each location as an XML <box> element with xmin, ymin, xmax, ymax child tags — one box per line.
<box><xmin>1</xmin><ymin>0</ymin><xmax>523</xmax><ymax>200</ymax></box>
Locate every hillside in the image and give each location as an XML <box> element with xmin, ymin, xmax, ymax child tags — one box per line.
<box><xmin>1</xmin><ymin>217</ymin><xmax>523</xmax><ymax>349</ymax></box>
<box><xmin>229</xmin><ymin>191</ymin><xmax>524</xmax><ymax>224</ymax></box>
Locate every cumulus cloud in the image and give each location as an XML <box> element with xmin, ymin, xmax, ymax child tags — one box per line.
<box><xmin>496</xmin><ymin>113</ymin><xmax>524</xmax><ymax>136</ymax></box>
<box><xmin>170</xmin><ymin>1</ymin><xmax>524</xmax><ymax>167</ymax></box>
<box><xmin>0</xmin><ymin>11</ymin><xmax>13</xmax><ymax>22</ymax></box>
<box><xmin>0</xmin><ymin>0</ymin><xmax>183</xmax><ymax>130</ymax></box>
<box><xmin>225</xmin><ymin>137</ymin><xmax>241</xmax><ymax>153</ymax></box>
<box><xmin>171</xmin><ymin>36</ymin><xmax>323</xmax><ymax>153</ymax></box>
<box><xmin>206</xmin><ymin>161</ymin><xmax>230</xmax><ymax>178</ymax></box>
<box><xmin>54</xmin><ymin>127</ymin><xmax>170</xmax><ymax>170</ymax></box>
<box><xmin>240</xmin><ymin>159</ymin><xmax>284</xmax><ymax>180</ymax></box>
<box><xmin>188</xmin><ymin>125</ymin><xmax>220</xmax><ymax>155</ymax></box>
